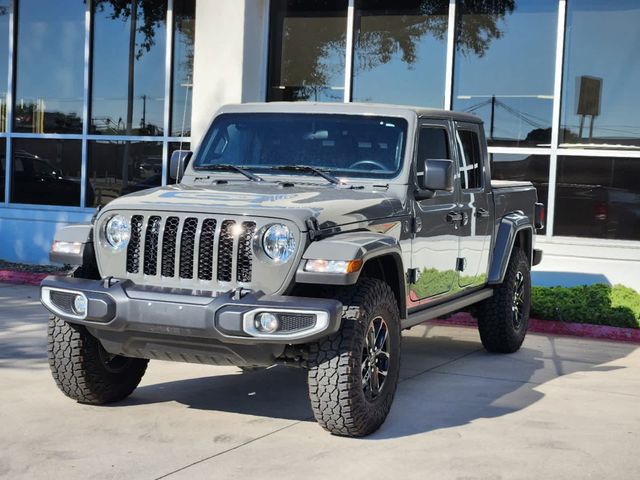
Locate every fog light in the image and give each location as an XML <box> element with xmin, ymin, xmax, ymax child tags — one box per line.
<box><xmin>255</xmin><ymin>312</ymin><xmax>279</xmax><ymax>333</ymax></box>
<box><xmin>73</xmin><ymin>295</ymin><xmax>87</xmax><ymax>316</ymax></box>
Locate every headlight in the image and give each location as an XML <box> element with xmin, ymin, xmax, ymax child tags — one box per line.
<box><xmin>105</xmin><ymin>215</ymin><xmax>131</xmax><ymax>251</ymax></box>
<box><xmin>262</xmin><ymin>224</ymin><xmax>296</xmax><ymax>263</ymax></box>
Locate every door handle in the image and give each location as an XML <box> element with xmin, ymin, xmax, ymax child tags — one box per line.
<box><xmin>475</xmin><ymin>208</ymin><xmax>490</xmax><ymax>218</ymax></box>
<box><xmin>446</xmin><ymin>211</ymin><xmax>463</xmax><ymax>223</ymax></box>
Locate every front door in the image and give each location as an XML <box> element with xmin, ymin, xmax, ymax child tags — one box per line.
<box><xmin>409</xmin><ymin>121</ymin><xmax>460</xmax><ymax>305</ymax></box>
<box><xmin>454</xmin><ymin>122</ymin><xmax>492</xmax><ymax>288</ymax></box>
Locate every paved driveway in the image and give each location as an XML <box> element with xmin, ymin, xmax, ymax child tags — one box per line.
<box><xmin>1</xmin><ymin>282</ymin><xmax>639</xmax><ymax>480</ymax></box>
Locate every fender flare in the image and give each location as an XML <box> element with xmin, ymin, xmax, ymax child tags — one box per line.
<box><xmin>487</xmin><ymin>213</ymin><xmax>533</xmax><ymax>284</ymax></box>
<box><xmin>49</xmin><ymin>224</ymin><xmax>95</xmax><ymax>267</ymax></box>
<box><xmin>295</xmin><ymin>231</ymin><xmax>406</xmax><ymax>314</ymax></box>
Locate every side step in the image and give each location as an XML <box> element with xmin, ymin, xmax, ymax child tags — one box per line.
<box><xmin>401</xmin><ymin>288</ymin><xmax>493</xmax><ymax>330</ymax></box>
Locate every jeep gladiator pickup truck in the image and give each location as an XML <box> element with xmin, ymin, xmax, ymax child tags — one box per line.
<box><xmin>42</xmin><ymin>103</ymin><xmax>544</xmax><ymax>437</ymax></box>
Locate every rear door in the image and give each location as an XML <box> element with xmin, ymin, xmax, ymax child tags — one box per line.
<box><xmin>454</xmin><ymin>122</ymin><xmax>492</xmax><ymax>288</ymax></box>
<box><xmin>409</xmin><ymin>121</ymin><xmax>460</xmax><ymax>304</ymax></box>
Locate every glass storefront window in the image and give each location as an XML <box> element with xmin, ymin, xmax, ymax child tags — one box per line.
<box><xmin>0</xmin><ymin>2</ymin><xmax>9</xmax><ymax>132</ymax></box>
<box><xmin>10</xmin><ymin>139</ymin><xmax>82</xmax><ymax>206</ymax></box>
<box><xmin>352</xmin><ymin>0</ymin><xmax>449</xmax><ymax>107</ymax></box>
<box><xmin>491</xmin><ymin>153</ymin><xmax>550</xmax><ymax>234</ymax></box>
<box><xmin>0</xmin><ymin>138</ymin><xmax>6</xmax><ymax>200</ymax></box>
<box><xmin>560</xmin><ymin>1</ymin><xmax>640</xmax><ymax>149</ymax></box>
<box><xmin>554</xmin><ymin>156</ymin><xmax>640</xmax><ymax>241</ymax></box>
<box><xmin>171</xmin><ymin>0</ymin><xmax>195</xmax><ymax>137</ymax></box>
<box><xmin>91</xmin><ymin>0</ymin><xmax>167</xmax><ymax>136</ymax></box>
<box><xmin>268</xmin><ymin>0</ymin><xmax>348</xmax><ymax>102</ymax></box>
<box><xmin>14</xmin><ymin>1</ymin><xmax>85</xmax><ymax>134</ymax></box>
<box><xmin>453</xmin><ymin>1</ymin><xmax>557</xmax><ymax>147</ymax></box>
<box><xmin>87</xmin><ymin>140</ymin><xmax>162</xmax><ymax>207</ymax></box>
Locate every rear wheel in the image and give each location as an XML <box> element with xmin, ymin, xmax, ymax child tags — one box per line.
<box><xmin>48</xmin><ymin>316</ymin><xmax>148</xmax><ymax>404</ymax></box>
<box><xmin>307</xmin><ymin>279</ymin><xmax>401</xmax><ymax>437</ymax></box>
<box><xmin>477</xmin><ymin>247</ymin><xmax>531</xmax><ymax>353</ymax></box>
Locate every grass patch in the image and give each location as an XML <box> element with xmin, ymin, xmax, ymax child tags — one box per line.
<box><xmin>531</xmin><ymin>284</ymin><xmax>640</xmax><ymax>329</ymax></box>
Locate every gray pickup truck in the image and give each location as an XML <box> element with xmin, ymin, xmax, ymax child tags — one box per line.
<box><xmin>41</xmin><ymin>103</ymin><xmax>544</xmax><ymax>437</ymax></box>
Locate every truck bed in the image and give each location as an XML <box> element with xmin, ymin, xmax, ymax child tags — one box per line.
<box><xmin>491</xmin><ymin>180</ymin><xmax>538</xmax><ymax>223</ymax></box>
<box><xmin>491</xmin><ymin>179</ymin><xmax>533</xmax><ymax>189</ymax></box>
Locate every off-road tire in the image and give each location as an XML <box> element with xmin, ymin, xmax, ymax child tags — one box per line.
<box><xmin>477</xmin><ymin>247</ymin><xmax>531</xmax><ymax>353</ymax></box>
<box><xmin>307</xmin><ymin>278</ymin><xmax>401</xmax><ymax>437</ymax></box>
<box><xmin>48</xmin><ymin>316</ymin><xmax>148</xmax><ymax>404</ymax></box>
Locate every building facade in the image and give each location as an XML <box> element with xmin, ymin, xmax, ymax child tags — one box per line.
<box><xmin>0</xmin><ymin>0</ymin><xmax>638</xmax><ymax>288</ymax></box>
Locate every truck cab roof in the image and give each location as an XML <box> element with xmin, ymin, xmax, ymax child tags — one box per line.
<box><xmin>216</xmin><ymin>102</ymin><xmax>483</xmax><ymax>125</ymax></box>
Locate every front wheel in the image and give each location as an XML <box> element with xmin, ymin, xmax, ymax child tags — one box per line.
<box><xmin>48</xmin><ymin>316</ymin><xmax>148</xmax><ymax>404</ymax></box>
<box><xmin>307</xmin><ymin>279</ymin><xmax>401</xmax><ymax>437</ymax></box>
<box><xmin>477</xmin><ymin>247</ymin><xmax>531</xmax><ymax>353</ymax></box>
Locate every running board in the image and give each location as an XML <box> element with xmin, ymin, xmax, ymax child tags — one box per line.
<box><xmin>401</xmin><ymin>288</ymin><xmax>493</xmax><ymax>330</ymax></box>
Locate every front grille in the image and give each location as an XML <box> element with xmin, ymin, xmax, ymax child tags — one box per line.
<box><xmin>126</xmin><ymin>215</ymin><xmax>257</xmax><ymax>285</ymax></box>
<box><xmin>277</xmin><ymin>313</ymin><xmax>316</xmax><ymax>332</ymax></box>
<box><xmin>50</xmin><ymin>290</ymin><xmax>76</xmax><ymax>314</ymax></box>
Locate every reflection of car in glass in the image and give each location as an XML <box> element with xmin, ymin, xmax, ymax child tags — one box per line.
<box><xmin>136</xmin><ymin>155</ymin><xmax>162</xmax><ymax>179</ymax></box>
<box><xmin>492</xmin><ymin>154</ymin><xmax>640</xmax><ymax>240</ymax></box>
<box><xmin>0</xmin><ymin>150</ymin><xmax>94</xmax><ymax>206</ymax></box>
<box><xmin>42</xmin><ymin>103</ymin><xmax>543</xmax><ymax>437</ymax></box>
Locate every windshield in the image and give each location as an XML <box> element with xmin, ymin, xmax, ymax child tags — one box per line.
<box><xmin>194</xmin><ymin>113</ymin><xmax>408</xmax><ymax>180</ymax></box>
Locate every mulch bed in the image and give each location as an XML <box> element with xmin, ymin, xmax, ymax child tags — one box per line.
<box><xmin>0</xmin><ymin>260</ymin><xmax>69</xmax><ymax>285</ymax></box>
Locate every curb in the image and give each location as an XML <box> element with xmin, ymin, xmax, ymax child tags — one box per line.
<box><xmin>0</xmin><ymin>270</ymin><xmax>54</xmax><ymax>286</ymax></box>
<box><xmin>2</xmin><ymin>271</ymin><xmax>639</xmax><ymax>344</ymax></box>
<box><xmin>428</xmin><ymin>313</ymin><xmax>640</xmax><ymax>344</ymax></box>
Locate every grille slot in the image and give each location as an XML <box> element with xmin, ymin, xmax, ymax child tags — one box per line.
<box><xmin>237</xmin><ymin>222</ymin><xmax>256</xmax><ymax>283</ymax></box>
<box><xmin>161</xmin><ymin>216</ymin><xmax>179</xmax><ymax>277</ymax></box>
<box><xmin>217</xmin><ymin>220</ymin><xmax>235</xmax><ymax>282</ymax></box>
<box><xmin>124</xmin><ymin>214</ymin><xmax>258</xmax><ymax>288</ymax></box>
<box><xmin>143</xmin><ymin>216</ymin><xmax>161</xmax><ymax>275</ymax></box>
<box><xmin>50</xmin><ymin>290</ymin><xmax>76</xmax><ymax>314</ymax></box>
<box><xmin>277</xmin><ymin>313</ymin><xmax>316</xmax><ymax>332</ymax></box>
<box><xmin>179</xmin><ymin>217</ymin><xmax>198</xmax><ymax>279</ymax></box>
<box><xmin>126</xmin><ymin>215</ymin><xmax>144</xmax><ymax>274</ymax></box>
<box><xmin>198</xmin><ymin>219</ymin><xmax>217</xmax><ymax>280</ymax></box>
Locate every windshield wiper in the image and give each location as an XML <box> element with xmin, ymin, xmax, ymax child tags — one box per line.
<box><xmin>270</xmin><ymin>165</ymin><xmax>340</xmax><ymax>185</ymax></box>
<box><xmin>196</xmin><ymin>164</ymin><xmax>263</xmax><ymax>182</ymax></box>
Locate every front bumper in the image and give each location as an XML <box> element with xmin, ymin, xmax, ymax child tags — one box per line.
<box><xmin>40</xmin><ymin>276</ymin><xmax>343</xmax><ymax>364</ymax></box>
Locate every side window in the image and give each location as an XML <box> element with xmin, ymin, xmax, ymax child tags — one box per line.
<box><xmin>457</xmin><ymin>129</ymin><xmax>482</xmax><ymax>190</ymax></box>
<box><xmin>416</xmin><ymin>126</ymin><xmax>450</xmax><ymax>163</ymax></box>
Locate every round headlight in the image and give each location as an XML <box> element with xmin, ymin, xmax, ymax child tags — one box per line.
<box><xmin>262</xmin><ymin>224</ymin><xmax>296</xmax><ymax>263</ymax></box>
<box><xmin>105</xmin><ymin>215</ymin><xmax>131</xmax><ymax>251</ymax></box>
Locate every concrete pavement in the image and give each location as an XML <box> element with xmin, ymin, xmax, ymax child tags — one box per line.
<box><xmin>1</xmin><ymin>282</ymin><xmax>639</xmax><ymax>480</ymax></box>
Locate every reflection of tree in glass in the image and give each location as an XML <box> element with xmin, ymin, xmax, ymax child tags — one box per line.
<box><xmin>358</xmin><ymin>0</ymin><xmax>515</xmax><ymax>73</ymax></box>
<box><xmin>94</xmin><ymin>0</ymin><xmax>166</xmax><ymax>60</ymax></box>
<box><xmin>290</xmin><ymin>0</ymin><xmax>514</xmax><ymax>99</ymax></box>
<box><xmin>455</xmin><ymin>0</ymin><xmax>515</xmax><ymax>58</ymax></box>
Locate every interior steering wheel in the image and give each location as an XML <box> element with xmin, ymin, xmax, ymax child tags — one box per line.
<box><xmin>348</xmin><ymin>160</ymin><xmax>388</xmax><ymax>171</ymax></box>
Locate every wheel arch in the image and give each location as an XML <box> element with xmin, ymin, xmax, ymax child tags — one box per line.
<box><xmin>488</xmin><ymin>213</ymin><xmax>534</xmax><ymax>284</ymax></box>
<box><xmin>295</xmin><ymin>232</ymin><xmax>407</xmax><ymax>318</ymax></box>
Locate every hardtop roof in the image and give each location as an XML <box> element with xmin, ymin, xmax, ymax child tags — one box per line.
<box><xmin>217</xmin><ymin>102</ymin><xmax>483</xmax><ymax>124</ymax></box>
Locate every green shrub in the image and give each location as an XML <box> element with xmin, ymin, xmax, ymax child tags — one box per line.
<box><xmin>531</xmin><ymin>284</ymin><xmax>640</xmax><ymax>329</ymax></box>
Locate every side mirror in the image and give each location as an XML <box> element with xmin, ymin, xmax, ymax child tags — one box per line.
<box><xmin>169</xmin><ymin>150</ymin><xmax>193</xmax><ymax>182</ymax></box>
<box><xmin>416</xmin><ymin>159</ymin><xmax>454</xmax><ymax>199</ymax></box>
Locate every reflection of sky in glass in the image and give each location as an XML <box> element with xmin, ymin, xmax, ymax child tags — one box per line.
<box><xmin>352</xmin><ymin>7</ymin><xmax>448</xmax><ymax>107</ymax></box>
<box><xmin>453</xmin><ymin>1</ymin><xmax>557</xmax><ymax>146</ymax></box>
<box><xmin>91</xmin><ymin>1</ymin><xmax>166</xmax><ymax>135</ymax></box>
<box><xmin>171</xmin><ymin>0</ymin><xmax>194</xmax><ymax>137</ymax></box>
<box><xmin>561</xmin><ymin>0</ymin><xmax>640</xmax><ymax>147</ymax></box>
<box><xmin>15</xmin><ymin>0</ymin><xmax>84</xmax><ymax>133</ymax></box>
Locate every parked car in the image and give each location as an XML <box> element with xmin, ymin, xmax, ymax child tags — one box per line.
<box><xmin>42</xmin><ymin>103</ymin><xmax>543</xmax><ymax>437</ymax></box>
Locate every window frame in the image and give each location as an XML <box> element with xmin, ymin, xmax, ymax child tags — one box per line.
<box><xmin>454</xmin><ymin>122</ymin><xmax>485</xmax><ymax>192</ymax></box>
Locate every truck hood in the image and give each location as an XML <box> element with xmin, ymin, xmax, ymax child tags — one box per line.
<box><xmin>100</xmin><ymin>182</ymin><xmax>405</xmax><ymax>231</ymax></box>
